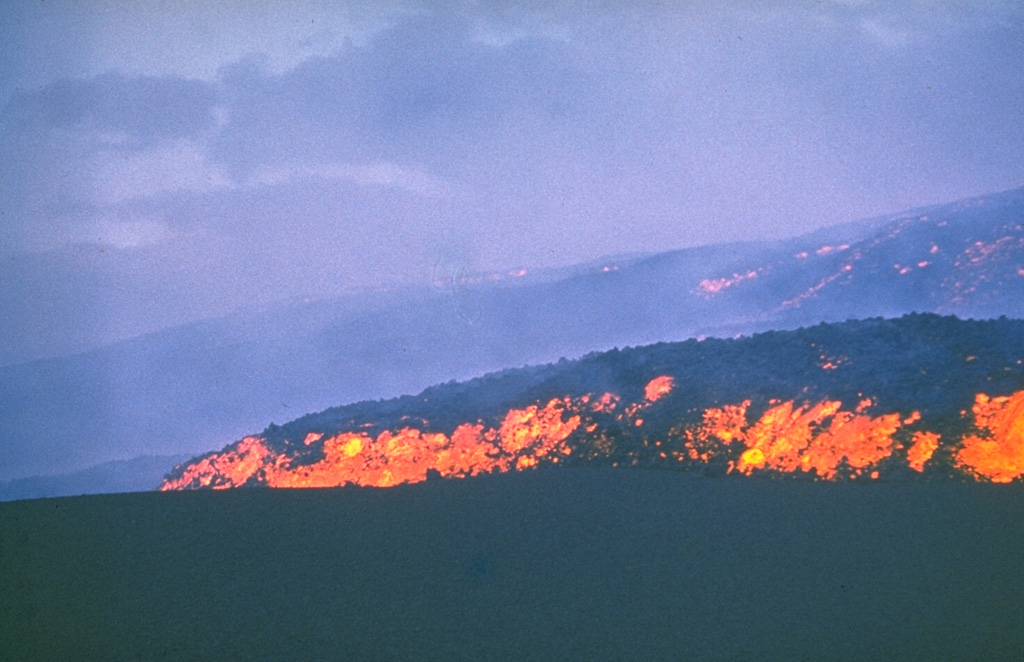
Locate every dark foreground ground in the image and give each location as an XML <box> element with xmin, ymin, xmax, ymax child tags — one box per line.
<box><xmin>2</xmin><ymin>469</ymin><xmax>1023</xmax><ymax>661</ymax></box>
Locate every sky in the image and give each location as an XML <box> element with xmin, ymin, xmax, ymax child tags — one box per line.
<box><xmin>1</xmin><ymin>0</ymin><xmax>1023</xmax><ymax>364</ymax></box>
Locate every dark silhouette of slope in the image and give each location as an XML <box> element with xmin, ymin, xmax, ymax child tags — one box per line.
<box><xmin>4</xmin><ymin>473</ymin><xmax>1024</xmax><ymax>660</ymax></box>
<box><xmin>4</xmin><ymin>187</ymin><xmax>1023</xmax><ymax>484</ymax></box>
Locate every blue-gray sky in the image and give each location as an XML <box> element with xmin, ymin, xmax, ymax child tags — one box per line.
<box><xmin>2</xmin><ymin>0</ymin><xmax>1022</xmax><ymax>364</ymax></box>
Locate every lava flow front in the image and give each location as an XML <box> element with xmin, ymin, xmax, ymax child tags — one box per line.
<box><xmin>162</xmin><ymin>397</ymin><xmax>581</xmax><ymax>490</ymax></box>
<box><xmin>954</xmin><ymin>391</ymin><xmax>1024</xmax><ymax>483</ymax></box>
<box><xmin>161</xmin><ymin>369</ymin><xmax>1024</xmax><ymax>490</ymax></box>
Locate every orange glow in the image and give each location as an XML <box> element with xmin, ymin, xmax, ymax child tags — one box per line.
<box><xmin>644</xmin><ymin>376</ymin><xmax>675</xmax><ymax>402</ymax></box>
<box><xmin>955</xmin><ymin>392</ymin><xmax>1024</xmax><ymax>483</ymax></box>
<box><xmin>796</xmin><ymin>410</ymin><xmax>902</xmax><ymax>479</ymax></box>
<box><xmin>697</xmin><ymin>270</ymin><xmax>760</xmax><ymax>297</ymax></box>
<box><xmin>162</xmin><ymin>399</ymin><xmax>581</xmax><ymax>490</ymax></box>
<box><xmin>516</xmin><ymin>456</ymin><xmax>538</xmax><ymax>469</ymax></box>
<box><xmin>739</xmin><ymin>447</ymin><xmax>765</xmax><ymax>468</ymax></box>
<box><xmin>725</xmin><ymin>399</ymin><xmax>906</xmax><ymax>479</ymax></box>
<box><xmin>815</xmin><ymin>244</ymin><xmax>849</xmax><ymax>256</ymax></box>
<box><xmin>734</xmin><ymin>400</ymin><xmax>838</xmax><ymax>474</ymax></box>
<box><xmin>499</xmin><ymin>398</ymin><xmax>580</xmax><ymax>455</ymax></box>
<box><xmin>819</xmin><ymin>355</ymin><xmax>850</xmax><ymax>371</ymax></box>
<box><xmin>963</xmin><ymin>237</ymin><xmax>1018</xmax><ymax>264</ymax></box>
<box><xmin>681</xmin><ymin>401</ymin><xmax>750</xmax><ymax>464</ymax></box>
<box><xmin>160</xmin><ymin>437</ymin><xmax>272</xmax><ymax>491</ymax></box>
<box><xmin>693</xmin><ymin>401</ymin><xmax>750</xmax><ymax>444</ymax></box>
<box><xmin>907</xmin><ymin>431</ymin><xmax>940</xmax><ymax>472</ymax></box>
<box><xmin>161</xmin><ymin>380</ymin><xmax>1024</xmax><ymax>490</ymax></box>
<box><xmin>782</xmin><ymin>263</ymin><xmax>854</xmax><ymax>308</ymax></box>
<box><xmin>591</xmin><ymin>392</ymin><xmax>620</xmax><ymax>413</ymax></box>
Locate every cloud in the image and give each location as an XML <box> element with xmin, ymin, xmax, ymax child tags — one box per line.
<box><xmin>6</xmin><ymin>73</ymin><xmax>218</xmax><ymax>146</ymax></box>
<box><xmin>83</xmin><ymin>137</ymin><xmax>451</xmax><ymax>206</ymax></box>
<box><xmin>810</xmin><ymin>0</ymin><xmax>1024</xmax><ymax>45</ymax></box>
<box><xmin>856</xmin><ymin>16</ymin><xmax>914</xmax><ymax>46</ymax></box>
<box><xmin>85</xmin><ymin>140</ymin><xmax>231</xmax><ymax>205</ymax></box>
<box><xmin>249</xmin><ymin>162</ymin><xmax>452</xmax><ymax>198</ymax></box>
<box><xmin>0</xmin><ymin>0</ymin><xmax>413</xmax><ymax>104</ymax></box>
<box><xmin>206</xmin><ymin>11</ymin><xmax>613</xmax><ymax>178</ymax></box>
<box><xmin>2</xmin><ymin>2</ymin><xmax>1023</xmax><ymax>361</ymax></box>
<box><xmin>86</xmin><ymin>215</ymin><xmax>175</xmax><ymax>250</ymax></box>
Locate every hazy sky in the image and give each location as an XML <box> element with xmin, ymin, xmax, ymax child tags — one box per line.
<box><xmin>2</xmin><ymin>1</ymin><xmax>1023</xmax><ymax>363</ymax></box>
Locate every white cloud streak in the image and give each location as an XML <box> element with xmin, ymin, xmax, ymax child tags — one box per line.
<box><xmin>86</xmin><ymin>137</ymin><xmax>451</xmax><ymax>206</ymax></box>
<box><xmin>248</xmin><ymin>162</ymin><xmax>452</xmax><ymax>198</ymax></box>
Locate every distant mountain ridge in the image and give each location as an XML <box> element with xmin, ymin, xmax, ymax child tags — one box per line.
<box><xmin>0</xmin><ymin>455</ymin><xmax>192</xmax><ymax>502</ymax></box>
<box><xmin>3</xmin><ymin>187</ymin><xmax>1023</xmax><ymax>485</ymax></box>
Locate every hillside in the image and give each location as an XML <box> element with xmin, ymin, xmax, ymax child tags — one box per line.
<box><xmin>4</xmin><ymin>187</ymin><xmax>1023</xmax><ymax>485</ymax></box>
<box><xmin>163</xmin><ymin>314</ymin><xmax>1024</xmax><ymax>490</ymax></box>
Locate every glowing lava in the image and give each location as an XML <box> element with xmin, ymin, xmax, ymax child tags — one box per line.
<box><xmin>729</xmin><ymin>400</ymin><xmax>905</xmax><ymax>479</ymax></box>
<box><xmin>697</xmin><ymin>270</ymin><xmax>760</xmax><ymax>297</ymax></box>
<box><xmin>906</xmin><ymin>432</ymin><xmax>940</xmax><ymax>472</ymax></box>
<box><xmin>162</xmin><ymin>398</ymin><xmax>583</xmax><ymax>490</ymax></box>
<box><xmin>955</xmin><ymin>392</ymin><xmax>1024</xmax><ymax>483</ymax></box>
<box><xmin>644</xmin><ymin>376</ymin><xmax>675</xmax><ymax>402</ymax></box>
<box><xmin>161</xmin><ymin>378</ymin><xmax>1024</xmax><ymax>490</ymax></box>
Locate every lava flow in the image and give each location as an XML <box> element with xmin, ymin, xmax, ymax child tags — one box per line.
<box><xmin>161</xmin><ymin>376</ymin><xmax>1024</xmax><ymax>490</ymax></box>
<box><xmin>161</xmin><ymin>397</ymin><xmax>583</xmax><ymax>490</ymax></box>
<box><xmin>730</xmin><ymin>399</ymin><xmax>905</xmax><ymax>480</ymax></box>
<box><xmin>954</xmin><ymin>391</ymin><xmax>1024</xmax><ymax>483</ymax></box>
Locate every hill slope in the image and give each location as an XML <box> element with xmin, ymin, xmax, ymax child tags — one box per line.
<box><xmin>4</xmin><ymin>187</ymin><xmax>1024</xmax><ymax>483</ymax></box>
<box><xmin>163</xmin><ymin>314</ymin><xmax>1024</xmax><ymax>489</ymax></box>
